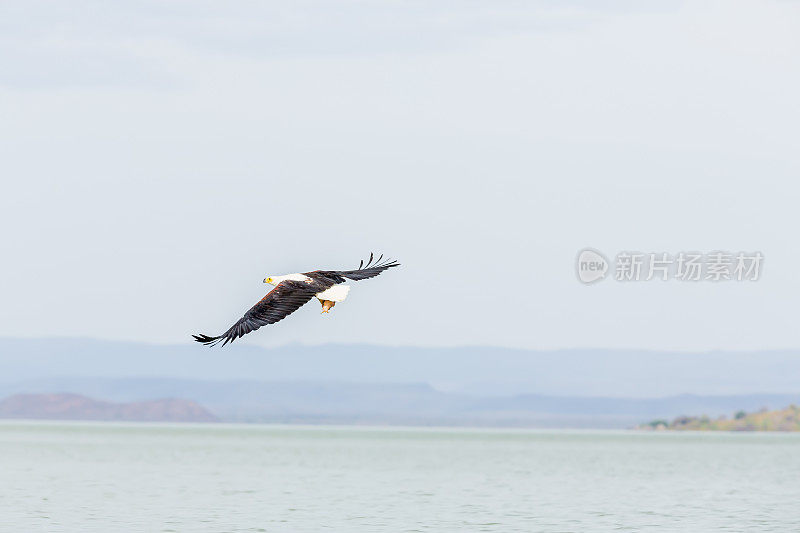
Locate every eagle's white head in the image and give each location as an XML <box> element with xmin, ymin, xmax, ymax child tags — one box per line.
<box><xmin>264</xmin><ymin>273</ymin><xmax>311</xmax><ymax>285</ymax></box>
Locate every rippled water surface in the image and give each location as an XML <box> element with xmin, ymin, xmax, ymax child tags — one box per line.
<box><xmin>1</xmin><ymin>422</ymin><xmax>798</xmax><ymax>532</ymax></box>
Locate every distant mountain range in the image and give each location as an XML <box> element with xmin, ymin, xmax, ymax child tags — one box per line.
<box><xmin>0</xmin><ymin>393</ymin><xmax>217</xmax><ymax>422</ymax></box>
<box><xmin>3</xmin><ymin>337</ymin><xmax>800</xmax><ymax>397</ymax></box>
<box><xmin>1</xmin><ymin>338</ymin><xmax>799</xmax><ymax>428</ymax></box>
<box><xmin>1</xmin><ymin>377</ymin><xmax>798</xmax><ymax>429</ymax></box>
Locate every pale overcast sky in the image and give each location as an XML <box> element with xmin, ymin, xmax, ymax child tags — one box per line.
<box><xmin>1</xmin><ymin>1</ymin><xmax>798</xmax><ymax>350</ymax></box>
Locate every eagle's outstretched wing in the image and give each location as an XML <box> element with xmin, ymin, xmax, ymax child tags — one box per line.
<box><xmin>323</xmin><ymin>253</ymin><xmax>400</xmax><ymax>281</ymax></box>
<box><xmin>193</xmin><ymin>280</ymin><xmax>319</xmax><ymax>347</ymax></box>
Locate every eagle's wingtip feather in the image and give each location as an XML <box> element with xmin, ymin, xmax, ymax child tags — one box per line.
<box><xmin>193</xmin><ymin>333</ymin><xmax>224</xmax><ymax>347</ymax></box>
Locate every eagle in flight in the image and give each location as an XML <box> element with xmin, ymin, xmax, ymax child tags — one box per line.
<box><xmin>193</xmin><ymin>254</ymin><xmax>399</xmax><ymax>347</ymax></box>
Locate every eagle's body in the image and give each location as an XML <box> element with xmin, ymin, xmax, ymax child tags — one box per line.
<box><xmin>264</xmin><ymin>272</ymin><xmax>351</xmax><ymax>311</ymax></box>
<box><xmin>193</xmin><ymin>254</ymin><xmax>398</xmax><ymax>347</ymax></box>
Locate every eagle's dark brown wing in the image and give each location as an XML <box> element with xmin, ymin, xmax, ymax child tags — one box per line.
<box><xmin>309</xmin><ymin>253</ymin><xmax>400</xmax><ymax>283</ymax></box>
<box><xmin>193</xmin><ymin>280</ymin><xmax>320</xmax><ymax>347</ymax></box>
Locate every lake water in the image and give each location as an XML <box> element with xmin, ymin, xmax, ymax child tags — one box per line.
<box><xmin>0</xmin><ymin>422</ymin><xmax>798</xmax><ymax>532</ymax></box>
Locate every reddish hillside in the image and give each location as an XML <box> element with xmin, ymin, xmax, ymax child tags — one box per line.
<box><xmin>0</xmin><ymin>393</ymin><xmax>218</xmax><ymax>423</ymax></box>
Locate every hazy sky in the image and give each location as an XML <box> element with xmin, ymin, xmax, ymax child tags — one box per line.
<box><xmin>1</xmin><ymin>1</ymin><xmax>799</xmax><ymax>350</ymax></box>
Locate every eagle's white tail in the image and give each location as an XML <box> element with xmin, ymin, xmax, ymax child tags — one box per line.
<box><xmin>316</xmin><ymin>285</ymin><xmax>350</xmax><ymax>302</ymax></box>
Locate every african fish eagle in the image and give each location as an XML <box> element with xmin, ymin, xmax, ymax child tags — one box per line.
<box><xmin>193</xmin><ymin>254</ymin><xmax>399</xmax><ymax>347</ymax></box>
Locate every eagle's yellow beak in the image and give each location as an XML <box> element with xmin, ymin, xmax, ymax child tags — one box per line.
<box><xmin>264</xmin><ymin>277</ymin><xmax>273</xmax><ymax>284</ymax></box>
